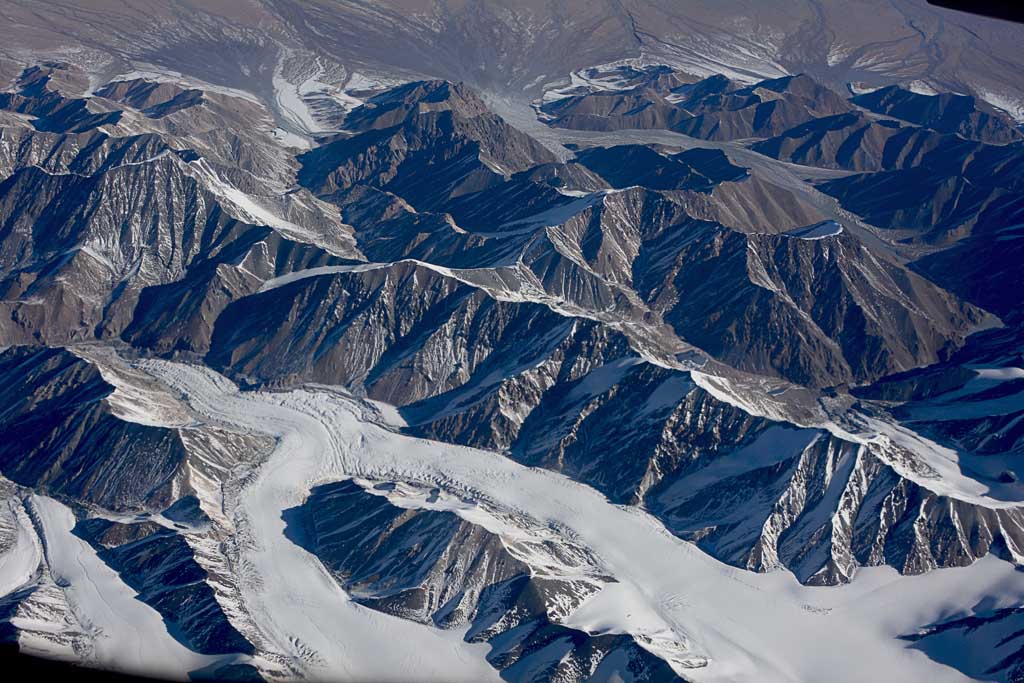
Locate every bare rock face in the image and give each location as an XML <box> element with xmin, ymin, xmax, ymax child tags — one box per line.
<box><xmin>0</xmin><ymin>69</ymin><xmax>1006</xmax><ymax>602</ymax></box>
<box><xmin>73</xmin><ymin>517</ymin><xmax>254</xmax><ymax>655</ymax></box>
<box><xmin>94</xmin><ymin>79</ymin><xmax>205</xmax><ymax>119</ymax></box>
<box><xmin>902</xmin><ymin>607</ymin><xmax>1024</xmax><ymax>683</ymax></box>
<box><xmin>298</xmin><ymin>80</ymin><xmax>558</xmax><ymax>211</ymax></box>
<box><xmin>432</xmin><ymin>178</ymin><xmax>983</xmax><ymax>388</ymax></box>
<box><xmin>0</xmin><ymin>127</ymin><xmax>170</xmax><ymax>181</ymax></box>
<box><xmin>574</xmin><ymin>145</ymin><xmax>748</xmax><ymax>190</ymax></box>
<box><xmin>0</xmin><ymin>345</ymin><xmax>275</xmax><ymax>515</ymax></box>
<box><xmin>0</xmin><ymin>65</ymin><xmax>122</xmax><ymax>134</ymax></box>
<box><xmin>0</xmin><ymin>346</ymin><xmax>188</xmax><ymax>510</ymax></box>
<box><xmin>286</xmin><ymin>479</ymin><xmax>534</xmax><ymax>626</ymax></box>
<box><xmin>651</xmin><ymin>431</ymin><xmax>1024</xmax><ymax>586</ymax></box>
<box><xmin>852</xmin><ymin>85</ymin><xmax>1024</xmax><ymax>145</ymax></box>
<box><xmin>751</xmin><ymin>112</ymin><xmax>960</xmax><ymax>171</ymax></box>
<box><xmin>0</xmin><ymin>63</ymin><xmax>359</xmax><ymax>350</ymax></box>
<box><xmin>816</xmin><ymin>135</ymin><xmax>1024</xmax><ymax>318</ymax></box>
<box><xmin>541</xmin><ymin>72</ymin><xmax>853</xmax><ymax>141</ymax></box>
<box><xmin>0</xmin><ymin>152</ymin><xmax>338</xmax><ymax>346</ymax></box>
<box><xmin>408</xmin><ymin>349</ymin><xmax>1024</xmax><ymax>587</ymax></box>
<box><xmin>206</xmin><ymin>259</ymin><xmax>636</xmax><ymax>406</ymax></box>
<box><xmin>286</xmin><ymin>479</ymin><xmax>683</xmax><ymax>682</ymax></box>
<box><xmin>657</xmin><ymin>226</ymin><xmax>986</xmax><ymax>387</ymax></box>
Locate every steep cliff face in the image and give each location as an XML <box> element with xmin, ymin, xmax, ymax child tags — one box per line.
<box><xmin>286</xmin><ymin>479</ymin><xmax>685</xmax><ymax>682</ymax></box>
<box><xmin>0</xmin><ymin>345</ymin><xmax>275</xmax><ymax>514</ymax></box>
<box><xmin>658</xmin><ymin>226</ymin><xmax>986</xmax><ymax>387</ymax></box>
<box><xmin>651</xmin><ymin>431</ymin><xmax>1024</xmax><ymax>586</ymax></box>
<box><xmin>749</xmin><ymin>87</ymin><xmax>1024</xmax><ymax>177</ymax></box>
<box><xmin>0</xmin><ymin>347</ymin><xmax>188</xmax><ymax>510</ymax></box>
<box><xmin>73</xmin><ymin>516</ymin><xmax>254</xmax><ymax>655</ymax></box>
<box><xmin>206</xmin><ymin>259</ymin><xmax>638</xmax><ymax>407</ymax></box>
<box><xmin>0</xmin><ymin>66</ymin><xmax>1013</xmax><ymax>572</ymax></box>
<box><xmin>0</xmin><ymin>155</ymin><xmax>348</xmax><ymax>346</ymax></box>
<box><xmin>751</xmin><ymin>113</ymin><xmax>955</xmax><ymax>171</ymax></box>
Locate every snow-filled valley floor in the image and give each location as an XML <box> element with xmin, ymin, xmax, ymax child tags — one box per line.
<box><xmin>10</xmin><ymin>357</ymin><xmax>1017</xmax><ymax>682</ymax></box>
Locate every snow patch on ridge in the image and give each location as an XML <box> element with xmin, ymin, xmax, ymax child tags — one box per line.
<box><xmin>976</xmin><ymin>87</ymin><xmax>1024</xmax><ymax>123</ymax></box>
<box><xmin>691</xmin><ymin>371</ymin><xmax>1024</xmax><ymax>510</ymax></box>
<box><xmin>180</xmin><ymin>157</ymin><xmax>353</xmax><ymax>257</ymax></box>
<box><xmin>0</xmin><ymin>495</ymin><xmax>41</xmax><ymax>599</ymax></box>
<box><xmin>102</xmin><ymin>66</ymin><xmax>261</xmax><ymax>104</ymax></box>
<box><xmin>71</xmin><ymin>347</ymin><xmax>193</xmax><ymax>428</ymax></box>
<box><xmin>785</xmin><ymin>220</ymin><xmax>844</xmax><ymax>240</ymax></box>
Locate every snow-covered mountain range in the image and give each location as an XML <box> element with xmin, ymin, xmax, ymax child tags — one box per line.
<box><xmin>1</xmin><ymin>2</ymin><xmax>1023</xmax><ymax>681</ymax></box>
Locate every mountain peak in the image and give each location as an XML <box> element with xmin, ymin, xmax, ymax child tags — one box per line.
<box><xmin>343</xmin><ymin>78</ymin><xmax>491</xmax><ymax>132</ymax></box>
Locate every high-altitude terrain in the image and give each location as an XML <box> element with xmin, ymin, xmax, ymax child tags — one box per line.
<box><xmin>0</xmin><ymin>1</ymin><xmax>1023</xmax><ymax>682</ymax></box>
